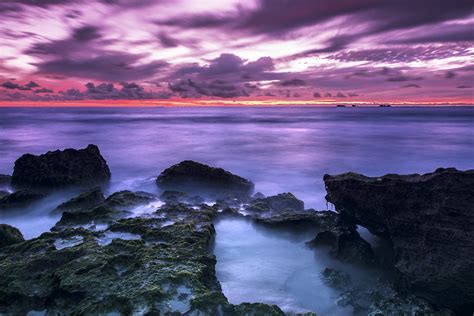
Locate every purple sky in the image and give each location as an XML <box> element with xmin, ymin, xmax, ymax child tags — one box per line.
<box><xmin>0</xmin><ymin>0</ymin><xmax>473</xmax><ymax>104</ymax></box>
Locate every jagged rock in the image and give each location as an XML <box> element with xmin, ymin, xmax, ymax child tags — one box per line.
<box><xmin>156</xmin><ymin>160</ymin><xmax>254</xmax><ymax>199</ymax></box>
<box><xmin>159</xmin><ymin>190</ymin><xmax>204</xmax><ymax>205</ymax></box>
<box><xmin>0</xmin><ymin>191</ymin><xmax>9</xmax><ymax>199</ymax></box>
<box><xmin>0</xmin><ymin>174</ymin><xmax>11</xmax><ymax>186</ymax></box>
<box><xmin>53</xmin><ymin>187</ymin><xmax>105</xmax><ymax>213</ymax></box>
<box><xmin>306</xmin><ymin>211</ymin><xmax>376</xmax><ymax>265</ymax></box>
<box><xmin>103</xmin><ymin>190</ymin><xmax>156</xmax><ymax>209</ymax></box>
<box><xmin>246</xmin><ymin>192</ymin><xmax>304</xmax><ymax>213</ymax></box>
<box><xmin>324</xmin><ymin>167</ymin><xmax>474</xmax><ymax>313</ymax></box>
<box><xmin>54</xmin><ymin>191</ymin><xmax>156</xmax><ymax>229</ymax></box>
<box><xmin>0</xmin><ymin>224</ymin><xmax>24</xmax><ymax>248</ymax></box>
<box><xmin>0</xmin><ymin>190</ymin><xmax>45</xmax><ymax>209</ymax></box>
<box><xmin>11</xmin><ymin>144</ymin><xmax>111</xmax><ymax>189</ymax></box>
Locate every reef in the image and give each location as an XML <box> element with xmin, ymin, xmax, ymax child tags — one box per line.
<box><xmin>11</xmin><ymin>144</ymin><xmax>111</xmax><ymax>189</ymax></box>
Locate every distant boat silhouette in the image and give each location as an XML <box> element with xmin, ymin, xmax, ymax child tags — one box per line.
<box><xmin>351</xmin><ymin>104</ymin><xmax>358</xmax><ymax>107</ymax></box>
<box><xmin>379</xmin><ymin>104</ymin><xmax>392</xmax><ymax>107</ymax></box>
<box><xmin>336</xmin><ymin>104</ymin><xmax>347</xmax><ymax>107</ymax></box>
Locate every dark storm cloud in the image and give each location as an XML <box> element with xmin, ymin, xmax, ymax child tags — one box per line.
<box><xmin>157</xmin><ymin>13</ymin><xmax>230</xmax><ymax>29</ymax></box>
<box><xmin>168</xmin><ymin>79</ymin><xmax>249</xmax><ymax>98</ymax></box>
<box><xmin>34</xmin><ymin>88</ymin><xmax>54</xmax><ymax>93</ymax></box>
<box><xmin>401</xmin><ymin>84</ymin><xmax>421</xmax><ymax>88</ymax></box>
<box><xmin>73</xmin><ymin>26</ymin><xmax>101</xmax><ymax>42</ymax></box>
<box><xmin>35</xmin><ymin>53</ymin><xmax>168</xmax><ymax>81</ymax></box>
<box><xmin>456</xmin><ymin>85</ymin><xmax>472</xmax><ymax>89</ymax></box>
<box><xmin>1</xmin><ymin>80</ymin><xmax>39</xmax><ymax>90</ymax></box>
<box><xmin>279</xmin><ymin>78</ymin><xmax>306</xmax><ymax>86</ymax></box>
<box><xmin>55</xmin><ymin>82</ymin><xmax>172</xmax><ymax>100</ymax></box>
<box><xmin>170</xmin><ymin>54</ymin><xmax>275</xmax><ymax>83</ymax></box>
<box><xmin>313</xmin><ymin>91</ymin><xmax>321</xmax><ymax>98</ymax></box>
<box><xmin>386</xmin><ymin>76</ymin><xmax>423</xmax><ymax>82</ymax></box>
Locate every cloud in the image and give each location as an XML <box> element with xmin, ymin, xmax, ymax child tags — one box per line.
<box><xmin>35</xmin><ymin>53</ymin><xmax>168</xmax><ymax>81</ymax></box>
<box><xmin>157</xmin><ymin>32</ymin><xmax>180</xmax><ymax>48</ymax></box>
<box><xmin>34</xmin><ymin>88</ymin><xmax>54</xmax><ymax>93</ymax></box>
<box><xmin>1</xmin><ymin>80</ymin><xmax>39</xmax><ymax>90</ymax></box>
<box><xmin>279</xmin><ymin>78</ymin><xmax>306</xmax><ymax>86</ymax></box>
<box><xmin>313</xmin><ymin>91</ymin><xmax>321</xmax><ymax>97</ymax></box>
<box><xmin>336</xmin><ymin>92</ymin><xmax>346</xmax><ymax>98</ymax></box>
<box><xmin>73</xmin><ymin>25</ymin><xmax>101</xmax><ymax>42</ymax></box>
<box><xmin>324</xmin><ymin>92</ymin><xmax>332</xmax><ymax>97</ymax></box>
<box><xmin>456</xmin><ymin>85</ymin><xmax>472</xmax><ymax>89</ymax></box>
<box><xmin>401</xmin><ymin>84</ymin><xmax>421</xmax><ymax>88</ymax></box>
<box><xmin>386</xmin><ymin>75</ymin><xmax>423</xmax><ymax>82</ymax></box>
<box><xmin>168</xmin><ymin>79</ymin><xmax>250</xmax><ymax>98</ymax></box>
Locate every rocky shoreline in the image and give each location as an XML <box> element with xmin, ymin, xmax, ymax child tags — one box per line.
<box><xmin>0</xmin><ymin>145</ymin><xmax>472</xmax><ymax>315</ymax></box>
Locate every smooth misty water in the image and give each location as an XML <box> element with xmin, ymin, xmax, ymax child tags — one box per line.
<box><xmin>0</xmin><ymin>106</ymin><xmax>472</xmax><ymax>314</ymax></box>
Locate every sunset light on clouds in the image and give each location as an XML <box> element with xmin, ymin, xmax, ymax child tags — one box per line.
<box><xmin>0</xmin><ymin>0</ymin><xmax>473</xmax><ymax>105</ymax></box>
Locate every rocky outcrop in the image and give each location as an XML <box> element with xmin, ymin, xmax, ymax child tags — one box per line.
<box><xmin>324</xmin><ymin>167</ymin><xmax>474</xmax><ymax>313</ymax></box>
<box><xmin>0</xmin><ymin>224</ymin><xmax>24</xmax><ymax>248</ymax></box>
<box><xmin>0</xmin><ymin>190</ymin><xmax>45</xmax><ymax>210</ymax></box>
<box><xmin>11</xmin><ymin>144</ymin><xmax>111</xmax><ymax>189</ymax></box>
<box><xmin>53</xmin><ymin>187</ymin><xmax>105</xmax><ymax>213</ymax></box>
<box><xmin>156</xmin><ymin>160</ymin><xmax>254</xmax><ymax>199</ymax></box>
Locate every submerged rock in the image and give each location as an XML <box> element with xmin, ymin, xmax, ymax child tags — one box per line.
<box><xmin>156</xmin><ymin>160</ymin><xmax>254</xmax><ymax>199</ymax></box>
<box><xmin>102</xmin><ymin>190</ymin><xmax>156</xmax><ymax>210</ymax></box>
<box><xmin>53</xmin><ymin>187</ymin><xmax>105</xmax><ymax>213</ymax></box>
<box><xmin>324</xmin><ymin>167</ymin><xmax>474</xmax><ymax>313</ymax></box>
<box><xmin>0</xmin><ymin>189</ymin><xmax>45</xmax><ymax>209</ymax></box>
<box><xmin>0</xmin><ymin>224</ymin><xmax>24</xmax><ymax>248</ymax></box>
<box><xmin>11</xmin><ymin>144</ymin><xmax>111</xmax><ymax>189</ymax></box>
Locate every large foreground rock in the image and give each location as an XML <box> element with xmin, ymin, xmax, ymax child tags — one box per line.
<box><xmin>11</xmin><ymin>144</ymin><xmax>111</xmax><ymax>189</ymax></box>
<box><xmin>156</xmin><ymin>160</ymin><xmax>254</xmax><ymax>199</ymax></box>
<box><xmin>0</xmin><ymin>190</ymin><xmax>45</xmax><ymax>210</ymax></box>
<box><xmin>324</xmin><ymin>167</ymin><xmax>474</xmax><ymax>313</ymax></box>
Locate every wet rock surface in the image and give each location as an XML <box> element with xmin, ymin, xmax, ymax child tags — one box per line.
<box><xmin>0</xmin><ymin>194</ymin><xmax>284</xmax><ymax>315</ymax></box>
<box><xmin>0</xmin><ymin>189</ymin><xmax>45</xmax><ymax>210</ymax></box>
<box><xmin>0</xmin><ymin>224</ymin><xmax>24</xmax><ymax>248</ymax></box>
<box><xmin>11</xmin><ymin>144</ymin><xmax>111</xmax><ymax>189</ymax></box>
<box><xmin>156</xmin><ymin>160</ymin><xmax>254</xmax><ymax>199</ymax></box>
<box><xmin>53</xmin><ymin>187</ymin><xmax>105</xmax><ymax>213</ymax></box>
<box><xmin>324</xmin><ymin>168</ymin><xmax>474</xmax><ymax>313</ymax></box>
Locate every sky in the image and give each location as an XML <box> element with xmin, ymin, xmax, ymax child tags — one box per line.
<box><xmin>0</xmin><ymin>0</ymin><xmax>473</xmax><ymax>105</ymax></box>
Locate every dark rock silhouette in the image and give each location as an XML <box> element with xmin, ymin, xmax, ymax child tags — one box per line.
<box><xmin>11</xmin><ymin>144</ymin><xmax>111</xmax><ymax>189</ymax></box>
<box><xmin>0</xmin><ymin>224</ymin><xmax>24</xmax><ymax>248</ymax></box>
<box><xmin>156</xmin><ymin>160</ymin><xmax>254</xmax><ymax>199</ymax></box>
<box><xmin>53</xmin><ymin>187</ymin><xmax>105</xmax><ymax>213</ymax></box>
<box><xmin>0</xmin><ymin>190</ymin><xmax>45</xmax><ymax>209</ymax></box>
<box><xmin>324</xmin><ymin>167</ymin><xmax>474</xmax><ymax>313</ymax></box>
<box><xmin>0</xmin><ymin>175</ymin><xmax>11</xmax><ymax>186</ymax></box>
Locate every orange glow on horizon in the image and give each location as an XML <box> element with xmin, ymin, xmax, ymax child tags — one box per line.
<box><xmin>0</xmin><ymin>97</ymin><xmax>472</xmax><ymax>107</ymax></box>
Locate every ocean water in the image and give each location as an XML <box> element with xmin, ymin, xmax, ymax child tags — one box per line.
<box><xmin>0</xmin><ymin>106</ymin><xmax>472</xmax><ymax>314</ymax></box>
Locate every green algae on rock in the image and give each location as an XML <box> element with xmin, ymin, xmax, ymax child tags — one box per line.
<box><xmin>0</xmin><ymin>194</ymin><xmax>284</xmax><ymax>315</ymax></box>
